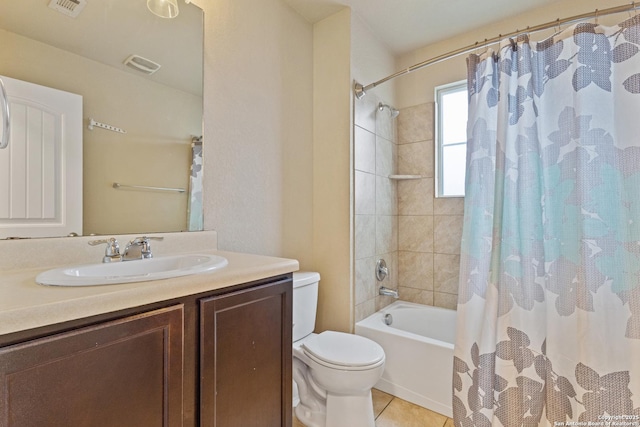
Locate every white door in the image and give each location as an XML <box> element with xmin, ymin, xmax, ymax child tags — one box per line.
<box><xmin>0</xmin><ymin>75</ymin><xmax>82</xmax><ymax>238</ymax></box>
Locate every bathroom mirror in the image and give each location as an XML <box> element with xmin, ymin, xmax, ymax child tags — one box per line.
<box><xmin>0</xmin><ymin>0</ymin><xmax>203</xmax><ymax>237</ymax></box>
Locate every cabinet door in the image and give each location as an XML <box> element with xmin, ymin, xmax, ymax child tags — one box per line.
<box><xmin>0</xmin><ymin>305</ymin><xmax>184</xmax><ymax>427</ymax></box>
<box><xmin>200</xmin><ymin>279</ymin><xmax>292</xmax><ymax>427</ymax></box>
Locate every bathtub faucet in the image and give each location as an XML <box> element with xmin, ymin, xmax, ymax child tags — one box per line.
<box><xmin>379</xmin><ymin>286</ymin><xmax>399</xmax><ymax>299</ymax></box>
<box><xmin>376</xmin><ymin>259</ymin><xmax>389</xmax><ymax>281</ymax></box>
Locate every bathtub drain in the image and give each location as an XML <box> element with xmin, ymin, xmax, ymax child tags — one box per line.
<box><xmin>383</xmin><ymin>313</ymin><xmax>393</xmax><ymax>326</ymax></box>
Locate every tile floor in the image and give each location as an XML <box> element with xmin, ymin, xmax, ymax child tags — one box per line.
<box><xmin>293</xmin><ymin>388</ymin><xmax>454</xmax><ymax>427</ymax></box>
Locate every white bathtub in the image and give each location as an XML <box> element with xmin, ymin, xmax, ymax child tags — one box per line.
<box><xmin>355</xmin><ymin>301</ymin><xmax>456</xmax><ymax>417</ymax></box>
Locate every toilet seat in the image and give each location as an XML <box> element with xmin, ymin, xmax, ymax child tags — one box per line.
<box><xmin>301</xmin><ymin>331</ymin><xmax>385</xmax><ymax>370</ymax></box>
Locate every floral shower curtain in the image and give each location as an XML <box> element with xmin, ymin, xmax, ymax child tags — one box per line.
<box><xmin>187</xmin><ymin>136</ymin><xmax>203</xmax><ymax>231</ymax></box>
<box><xmin>454</xmin><ymin>16</ymin><xmax>640</xmax><ymax>427</ymax></box>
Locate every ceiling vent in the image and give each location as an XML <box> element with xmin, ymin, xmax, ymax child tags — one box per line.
<box><xmin>48</xmin><ymin>0</ymin><xmax>87</xmax><ymax>18</ymax></box>
<box><xmin>123</xmin><ymin>54</ymin><xmax>162</xmax><ymax>75</ymax></box>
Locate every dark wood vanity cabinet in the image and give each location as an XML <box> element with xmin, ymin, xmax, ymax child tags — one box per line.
<box><xmin>0</xmin><ymin>305</ymin><xmax>184</xmax><ymax>427</ymax></box>
<box><xmin>0</xmin><ymin>275</ymin><xmax>293</xmax><ymax>427</ymax></box>
<box><xmin>200</xmin><ymin>279</ymin><xmax>293</xmax><ymax>427</ymax></box>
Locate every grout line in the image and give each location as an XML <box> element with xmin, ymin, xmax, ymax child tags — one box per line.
<box><xmin>374</xmin><ymin>396</ymin><xmax>395</xmax><ymax>420</ymax></box>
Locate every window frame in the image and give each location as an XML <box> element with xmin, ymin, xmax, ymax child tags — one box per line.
<box><xmin>434</xmin><ymin>79</ymin><xmax>468</xmax><ymax>198</ymax></box>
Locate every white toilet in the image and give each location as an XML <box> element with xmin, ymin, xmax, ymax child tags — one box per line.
<box><xmin>292</xmin><ymin>272</ymin><xmax>385</xmax><ymax>427</ymax></box>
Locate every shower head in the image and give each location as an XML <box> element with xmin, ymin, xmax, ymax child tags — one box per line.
<box><xmin>378</xmin><ymin>102</ymin><xmax>399</xmax><ymax>118</ymax></box>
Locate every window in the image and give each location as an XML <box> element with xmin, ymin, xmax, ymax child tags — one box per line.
<box><xmin>435</xmin><ymin>80</ymin><xmax>468</xmax><ymax>197</ymax></box>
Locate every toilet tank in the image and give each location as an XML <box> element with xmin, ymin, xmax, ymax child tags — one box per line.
<box><xmin>292</xmin><ymin>271</ymin><xmax>320</xmax><ymax>342</ymax></box>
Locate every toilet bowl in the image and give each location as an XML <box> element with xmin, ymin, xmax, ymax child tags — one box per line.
<box><xmin>292</xmin><ymin>272</ymin><xmax>385</xmax><ymax>427</ymax></box>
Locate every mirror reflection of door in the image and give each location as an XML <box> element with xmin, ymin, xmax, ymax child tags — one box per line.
<box><xmin>0</xmin><ymin>75</ymin><xmax>82</xmax><ymax>239</ymax></box>
<box><xmin>0</xmin><ymin>0</ymin><xmax>204</xmax><ymax>238</ymax></box>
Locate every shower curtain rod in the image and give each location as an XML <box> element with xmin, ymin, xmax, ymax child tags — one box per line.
<box><xmin>354</xmin><ymin>2</ymin><xmax>640</xmax><ymax>99</ymax></box>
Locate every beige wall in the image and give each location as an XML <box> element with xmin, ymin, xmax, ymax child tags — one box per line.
<box><xmin>198</xmin><ymin>0</ymin><xmax>314</xmax><ymax>269</ymax></box>
<box><xmin>312</xmin><ymin>9</ymin><xmax>353</xmax><ymax>333</ymax></box>
<box><xmin>0</xmin><ymin>29</ymin><xmax>200</xmax><ymax>235</ymax></box>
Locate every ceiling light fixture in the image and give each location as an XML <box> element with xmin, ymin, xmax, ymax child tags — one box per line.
<box><xmin>147</xmin><ymin>0</ymin><xmax>179</xmax><ymax>19</ymax></box>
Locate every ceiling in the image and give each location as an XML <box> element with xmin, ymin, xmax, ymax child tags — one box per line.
<box><xmin>0</xmin><ymin>0</ymin><xmax>203</xmax><ymax>96</ymax></box>
<box><xmin>283</xmin><ymin>0</ymin><xmax>560</xmax><ymax>55</ymax></box>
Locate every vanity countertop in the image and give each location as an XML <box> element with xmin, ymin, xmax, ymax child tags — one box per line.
<box><xmin>0</xmin><ymin>246</ymin><xmax>299</xmax><ymax>337</ymax></box>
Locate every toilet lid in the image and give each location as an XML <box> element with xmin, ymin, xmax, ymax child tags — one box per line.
<box><xmin>302</xmin><ymin>331</ymin><xmax>385</xmax><ymax>368</ymax></box>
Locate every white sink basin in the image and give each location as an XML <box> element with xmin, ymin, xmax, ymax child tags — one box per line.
<box><xmin>36</xmin><ymin>254</ymin><xmax>228</xmax><ymax>286</ymax></box>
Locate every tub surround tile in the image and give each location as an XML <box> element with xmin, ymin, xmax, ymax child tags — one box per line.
<box><xmin>434</xmin><ymin>196</ymin><xmax>464</xmax><ymax>215</ymax></box>
<box><xmin>398</xmin><ymin>178</ymin><xmax>434</xmax><ymax>215</ymax></box>
<box><xmin>399</xmin><ymin>251</ymin><xmax>433</xmax><ymax>290</ymax></box>
<box><xmin>398</xmin><ymin>140</ymin><xmax>434</xmax><ymax>177</ymax></box>
<box><xmin>355</xmin><ymin>125</ymin><xmax>376</xmax><ymax>174</ymax></box>
<box><xmin>433</xmin><ymin>215</ymin><xmax>463</xmax><ymax>255</ymax></box>
<box><xmin>434</xmin><ymin>292</ymin><xmax>458</xmax><ymax>310</ymax></box>
<box><xmin>375</xmin><ymin>215</ymin><xmax>397</xmax><ymax>255</ymax></box>
<box><xmin>376</xmin><ymin>176</ymin><xmax>397</xmax><ymax>216</ymax></box>
<box><xmin>355</xmin><ymin>215</ymin><xmax>376</xmax><ymax>259</ymax></box>
<box><xmin>354</xmin><ymin>99</ymin><xmax>468</xmax><ymax>332</ymax></box>
<box><xmin>376</xmin><ymin>136</ymin><xmax>395</xmax><ymax>177</ymax></box>
<box><xmin>398</xmin><ymin>215</ymin><xmax>433</xmax><ymax>253</ymax></box>
<box><xmin>376</xmin><ymin>112</ymin><xmax>397</xmax><ymax>143</ymax></box>
<box><xmin>398</xmin><ymin>287</ymin><xmax>434</xmax><ymax>306</ymax></box>
<box><xmin>355</xmin><ymin>299</ymin><xmax>376</xmax><ymax>323</ymax></box>
<box><xmin>355</xmin><ymin>171</ymin><xmax>376</xmax><ymax>215</ymax></box>
<box><xmin>394</xmin><ymin>102</ymin><xmax>462</xmax><ymax>311</ymax></box>
<box><xmin>433</xmin><ymin>254</ymin><xmax>460</xmax><ymax>294</ymax></box>
<box><xmin>375</xmin><ymin>393</ymin><xmax>448</xmax><ymax>427</ymax></box>
<box><xmin>397</xmin><ymin>103</ymin><xmax>434</xmax><ymax>145</ymax></box>
<box><xmin>376</xmin><ymin>294</ymin><xmax>398</xmax><ymax>311</ymax></box>
<box><xmin>355</xmin><ymin>97</ymin><xmax>400</xmax><ymax>321</ymax></box>
<box><xmin>355</xmin><ymin>257</ymin><xmax>377</xmax><ymax>305</ymax></box>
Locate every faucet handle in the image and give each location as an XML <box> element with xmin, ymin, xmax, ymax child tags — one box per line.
<box><xmin>130</xmin><ymin>236</ymin><xmax>164</xmax><ymax>243</ymax></box>
<box><xmin>130</xmin><ymin>236</ymin><xmax>164</xmax><ymax>259</ymax></box>
<box><xmin>376</xmin><ymin>259</ymin><xmax>389</xmax><ymax>281</ymax></box>
<box><xmin>89</xmin><ymin>237</ymin><xmax>122</xmax><ymax>263</ymax></box>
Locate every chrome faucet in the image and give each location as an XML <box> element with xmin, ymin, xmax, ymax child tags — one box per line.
<box><xmin>376</xmin><ymin>259</ymin><xmax>389</xmax><ymax>281</ymax></box>
<box><xmin>88</xmin><ymin>237</ymin><xmax>122</xmax><ymax>263</ymax></box>
<box><xmin>89</xmin><ymin>236</ymin><xmax>164</xmax><ymax>263</ymax></box>
<box><xmin>379</xmin><ymin>286</ymin><xmax>399</xmax><ymax>299</ymax></box>
<box><xmin>123</xmin><ymin>236</ymin><xmax>164</xmax><ymax>261</ymax></box>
